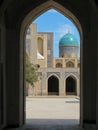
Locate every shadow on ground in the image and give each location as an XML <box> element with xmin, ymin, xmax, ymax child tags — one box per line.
<box><xmin>5</xmin><ymin>119</ymin><xmax>84</xmax><ymax>130</ymax></box>
<box><xmin>25</xmin><ymin>118</ymin><xmax>82</xmax><ymax>130</ymax></box>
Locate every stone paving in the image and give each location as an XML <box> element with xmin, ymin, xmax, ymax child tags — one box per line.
<box><xmin>5</xmin><ymin>97</ymin><xmax>97</xmax><ymax>130</ymax></box>
<box><xmin>6</xmin><ymin>97</ymin><xmax>86</xmax><ymax>130</ymax></box>
<box><xmin>26</xmin><ymin>97</ymin><xmax>80</xmax><ymax>122</ymax></box>
<box><xmin>25</xmin><ymin>96</ymin><xmax>82</xmax><ymax>130</ymax></box>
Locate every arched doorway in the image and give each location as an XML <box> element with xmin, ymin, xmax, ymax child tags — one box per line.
<box><xmin>2</xmin><ymin>0</ymin><xmax>98</xmax><ymax>129</ymax></box>
<box><xmin>20</xmin><ymin>0</ymin><xmax>82</xmax><ymax>127</ymax></box>
<box><xmin>66</xmin><ymin>76</ymin><xmax>76</xmax><ymax>95</ymax></box>
<box><xmin>48</xmin><ymin>75</ymin><xmax>59</xmax><ymax>95</ymax></box>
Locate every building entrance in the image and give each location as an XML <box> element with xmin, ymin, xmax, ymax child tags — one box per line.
<box><xmin>66</xmin><ymin>76</ymin><xmax>76</xmax><ymax>95</ymax></box>
<box><xmin>48</xmin><ymin>75</ymin><xmax>59</xmax><ymax>95</ymax></box>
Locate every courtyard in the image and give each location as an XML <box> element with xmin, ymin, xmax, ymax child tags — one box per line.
<box><xmin>26</xmin><ymin>97</ymin><xmax>81</xmax><ymax>129</ymax></box>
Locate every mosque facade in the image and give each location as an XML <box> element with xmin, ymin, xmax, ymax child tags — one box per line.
<box><xmin>26</xmin><ymin>23</ymin><xmax>80</xmax><ymax>96</ymax></box>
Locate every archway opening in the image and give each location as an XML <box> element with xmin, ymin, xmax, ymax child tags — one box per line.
<box><xmin>66</xmin><ymin>76</ymin><xmax>76</xmax><ymax>95</ymax></box>
<box><xmin>22</xmin><ymin>1</ymin><xmax>82</xmax><ymax>128</ymax></box>
<box><xmin>48</xmin><ymin>75</ymin><xmax>59</xmax><ymax>95</ymax></box>
<box><xmin>25</xmin><ymin>8</ymin><xmax>80</xmax><ymax>128</ymax></box>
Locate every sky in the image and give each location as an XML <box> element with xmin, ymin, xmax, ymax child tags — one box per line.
<box><xmin>33</xmin><ymin>9</ymin><xmax>80</xmax><ymax>57</ymax></box>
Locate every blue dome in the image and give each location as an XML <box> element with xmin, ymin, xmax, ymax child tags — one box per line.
<box><xmin>59</xmin><ymin>33</ymin><xmax>79</xmax><ymax>46</ymax></box>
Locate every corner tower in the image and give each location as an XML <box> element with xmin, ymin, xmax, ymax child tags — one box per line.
<box><xmin>59</xmin><ymin>33</ymin><xmax>79</xmax><ymax>58</ymax></box>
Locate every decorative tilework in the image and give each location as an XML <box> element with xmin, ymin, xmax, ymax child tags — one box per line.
<box><xmin>65</xmin><ymin>72</ymin><xmax>79</xmax><ymax>78</ymax></box>
<box><xmin>47</xmin><ymin>72</ymin><xmax>60</xmax><ymax>78</ymax></box>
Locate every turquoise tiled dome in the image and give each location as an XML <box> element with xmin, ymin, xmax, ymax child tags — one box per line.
<box><xmin>59</xmin><ymin>33</ymin><xmax>79</xmax><ymax>46</ymax></box>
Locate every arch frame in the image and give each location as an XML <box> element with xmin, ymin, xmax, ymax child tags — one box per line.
<box><xmin>20</xmin><ymin>0</ymin><xmax>83</xmax><ymax>126</ymax></box>
<box><xmin>65</xmin><ymin>73</ymin><xmax>78</xmax><ymax>80</ymax></box>
<box><xmin>47</xmin><ymin>73</ymin><xmax>60</xmax><ymax>80</ymax></box>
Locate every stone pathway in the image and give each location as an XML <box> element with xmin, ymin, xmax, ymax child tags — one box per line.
<box><xmin>26</xmin><ymin>97</ymin><xmax>80</xmax><ymax>121</ymax></box>
<box><xmin>5</xmin><ymin>97</ymin><xmax>86</xmax><ymax>130</ymax></box>
<box><xmin>25</xmin><ymin>97</ymin><xmax>81</xmax><ymax>130</ymax></box>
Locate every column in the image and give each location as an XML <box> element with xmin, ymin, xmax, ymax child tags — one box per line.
<box><xmin>63</xmin><ymin>58</ymin><xmax>65</xmax><ymax>68</ymax></box>
<box><xmin>59</xmin><ymin>72</ymin><xmax>65</xmax><ymax>96</ymax></box>
<box><xmin>83</xmin><ymin>9</ymin><xmax>97</xmax><ymax>128</ymax></box>
<box><xmin>77</xmin><ymin>78</ymin><xmax>80</xmax><ymax>96</ymax></box>
<box><xmin>75</xmin><ymin>58</ymin><xmax>77</xmax><ymax>68</ymax></box>
<box><xmin>6</xmin><ymin>28</ymin><xmax>24</xmax><ymax>127</ymax></box>
<box><xmin>0</xmin><ymin>24</ymin><xmax>6</xmax><ymax>129</ymax></box>
<box><xmin>42</xmin><ymin>72</ymin><xmax>47</xmax><ymax>96</ymax></box>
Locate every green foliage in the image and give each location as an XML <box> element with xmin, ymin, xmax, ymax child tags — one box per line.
<box><xmin>25</xmin><ymin>53</ymin><xmax>38</xmax><ymax>87</ymax></box>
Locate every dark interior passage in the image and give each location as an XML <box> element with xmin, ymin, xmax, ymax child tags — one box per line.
<box><xmin>66</xmin><ymin>76</ymin><xmax>76</xmax><ymax>95</ymax></box>
<box><xmin>48</xmin><ymin>75</ymin><xmax>59</xmax><ymax>95</ymax></box>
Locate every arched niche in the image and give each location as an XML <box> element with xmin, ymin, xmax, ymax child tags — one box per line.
<box><xmin>37</xmin><ymin>37</ymin><xmax>43</xmax><ymax>56</ymax></box>
<box><xmin>66</xmin><ymin>61</ymin><xmax>74</xmax><ymax>68</ymax></box>
<box><xmin>56</xmin><ymin>63</ymin><xmax>62</xmax><ymax>68</ymax></box>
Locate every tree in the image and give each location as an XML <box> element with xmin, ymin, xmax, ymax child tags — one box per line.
<box><xmin>25</xmin><ymin>53</ymin><xmax>38</xmax><ymax>87</ymax></box>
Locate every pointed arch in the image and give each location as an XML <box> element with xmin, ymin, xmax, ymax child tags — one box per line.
<box><xmin>65</xmin><ymin>75</ymin><xmax>77</xmax><ymax>95</ymax></box>
<box><xmin>48</xmin><ymin>75</ymin><xmax>59</xmax><ymax>95</ymax></box>
<box><xmin>21</xmin><ymin>0</ymin><xmax>82</xmax><ymax>36</ymax></box>
<box><xmin>66</xmin><ymin>76</ymin><xmax>77</xmax><ymax>95</ymax></box>
<box><xmin>66</xmin><ymin>61</ymin><xmax>74</xmax><ymax>68</ymax></box>
<box><xmin>56</xmin><ymin>63</ymin><xmax>62</xmax><ymax>68</ymax></box>
<box><xmin>20</xmin><ymin>0</ymin><xmax>83</xmax><ymax>126</ymax></box>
